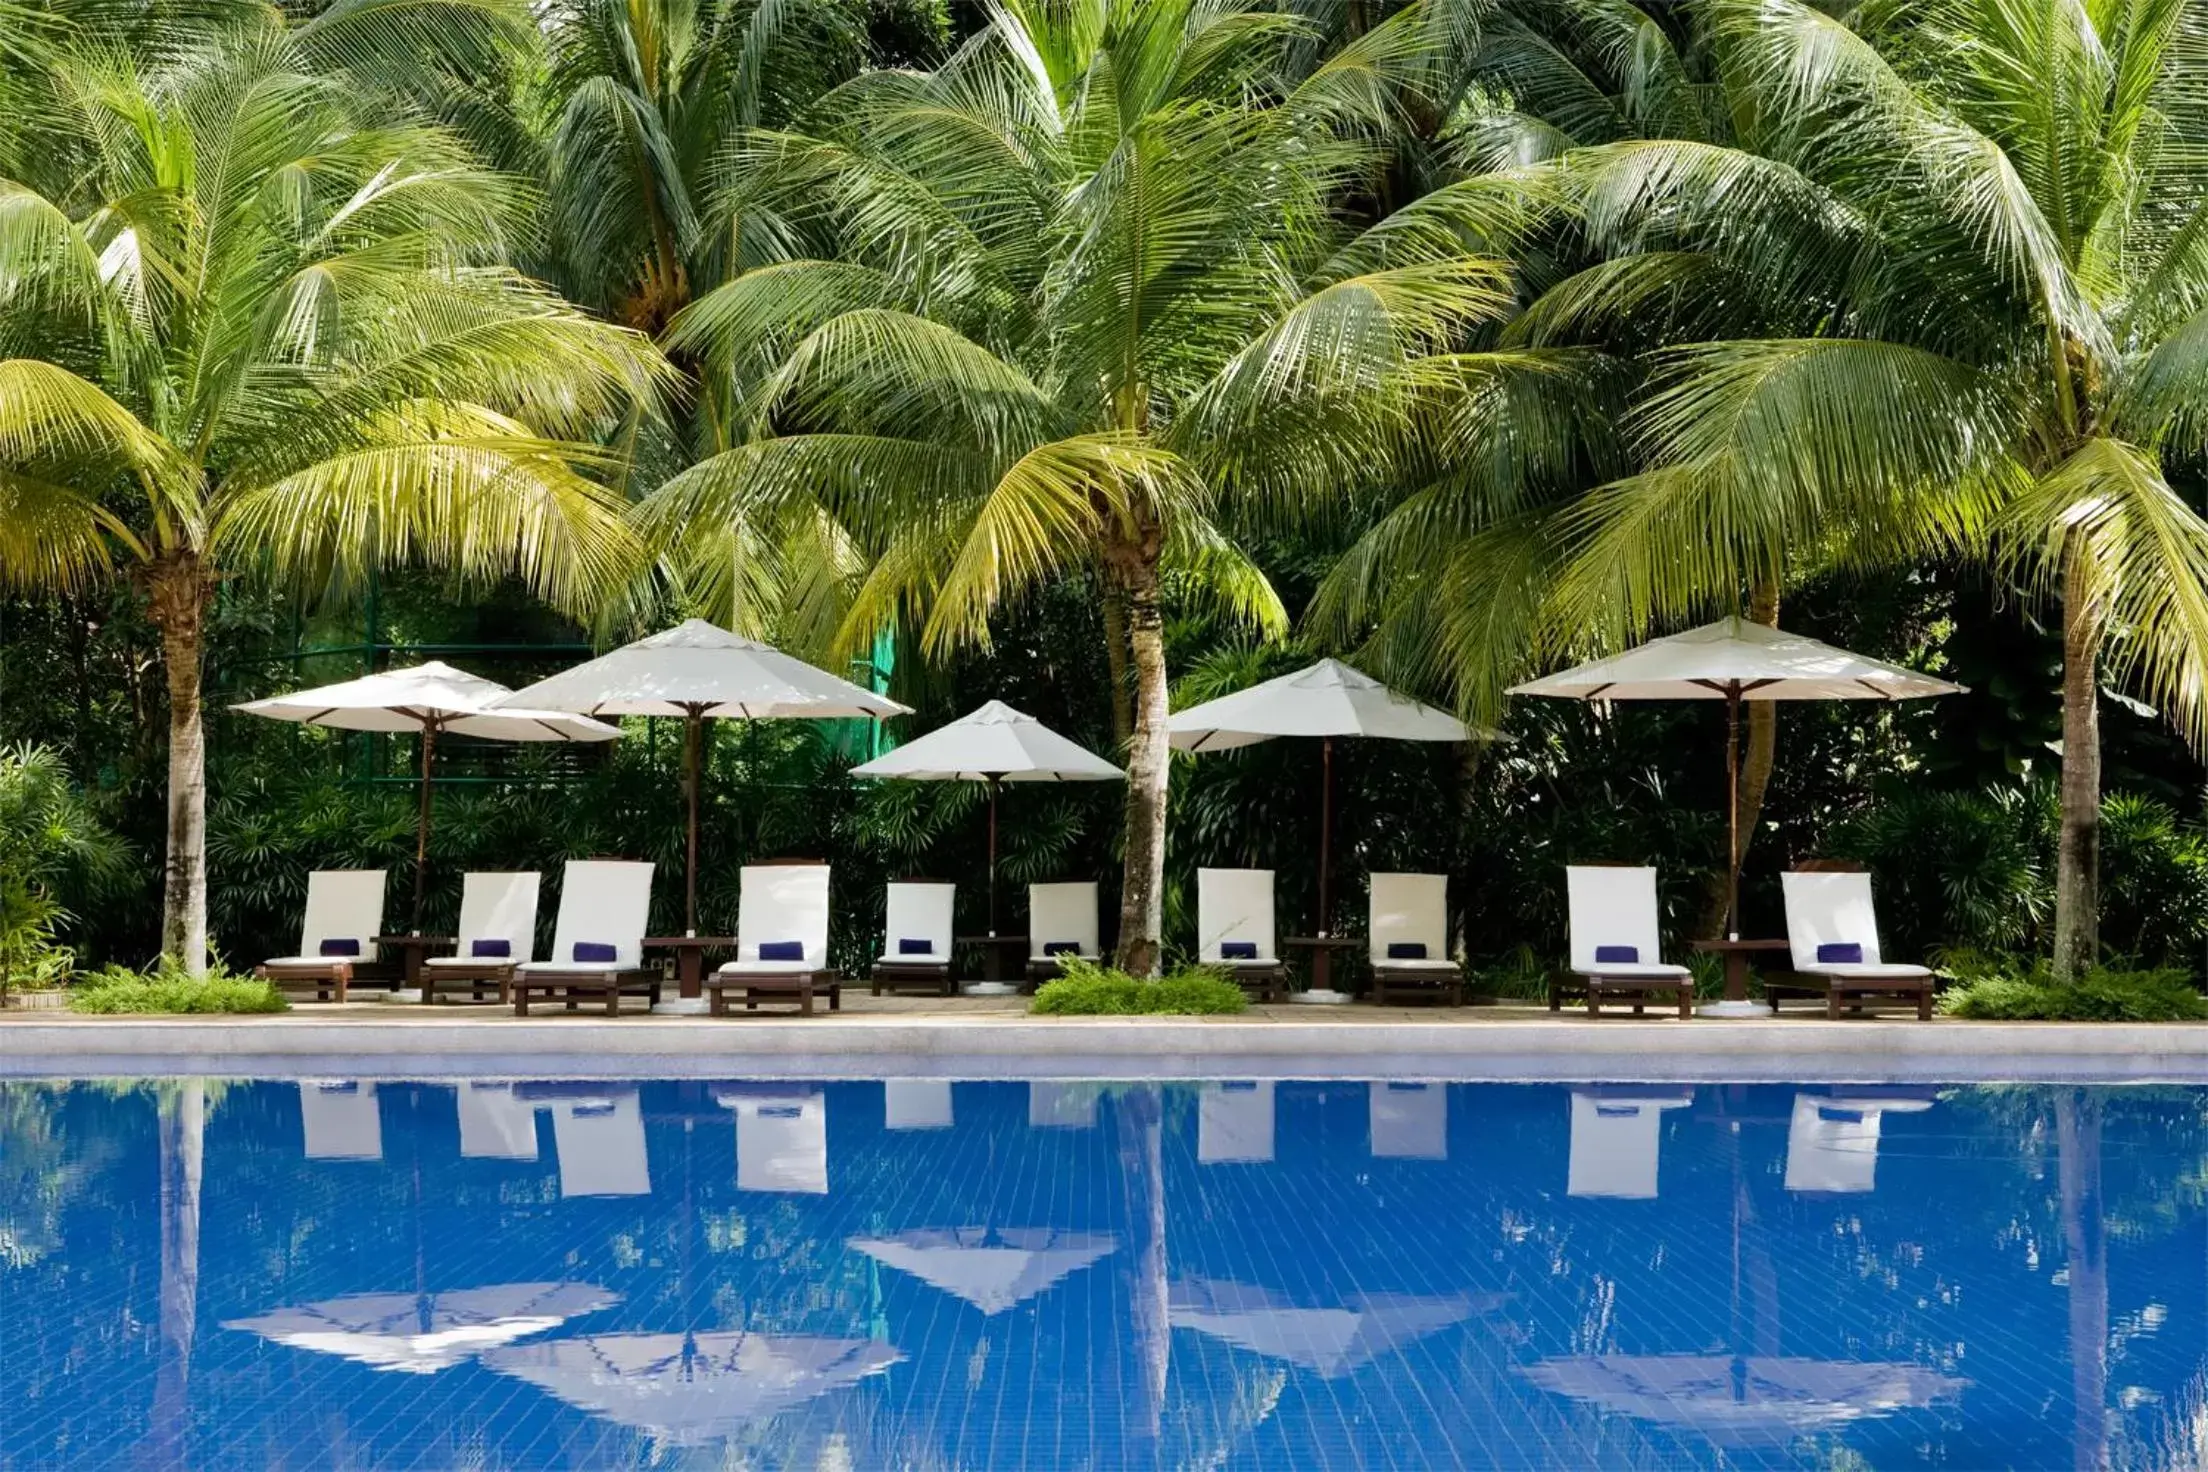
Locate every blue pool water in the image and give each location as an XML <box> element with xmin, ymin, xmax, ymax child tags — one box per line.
<box><xmin>1</xmin><ymin>1078</ymin><xmax>2202</xmax><ymax>1470</ymax></box>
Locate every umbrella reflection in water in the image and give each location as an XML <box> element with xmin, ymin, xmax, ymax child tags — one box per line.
<box><xmin>223</xmin><ymin>1282</ymin><xmax>619</xmax><ymax>1374</ymax></box>
<box><xmin>1521</xmin><ymin>1354</ymin><xmax>1966</xmax><ymax>1443</ymax></box>
<box><xmin>483</xmin><ymin>1331</ymin><xmax>902</xmax><ymax>1447</ymax></box>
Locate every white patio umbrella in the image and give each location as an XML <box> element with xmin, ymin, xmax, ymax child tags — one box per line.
<box><xmin>1519</xmin><ymin>1354</ymin><xmax>1967</xmax><ymax>1445</ymax></box>
<box><xmin>493</xmin><ymin>619</ymin><xmax>911</xmax><ymax>933</ymax></box>
<box><xmin>1168</xmin><ymin>659</ymin><xmax>1503</xmax><ymax>1001</ymax></box>
<box><xmin>1169</xmin><ymin>1279</ymin><xmax>1486</xmax><ymax>1379</ymax></box>
<box><xmin>482</xmin><ymin>1330</ymin><xmax>902</xmax><ymax>1447</ymax></box>
<box><xmin>233</xmin><ymin>663</ymin><xmax>621</xmax><ymax>932</ymax></box>
<box><xmin>847</xmin><ymin>1227</ymin><xmax>1117</xmax><ymax>1316</ymax></box>
<box><xmin>850</xmin><ymin>701</ymin><xmax>1122</xmax><ymax>937</ymax></box>
<box><xmin>222</xmin><ymin>1281</ymin><xmax>618</xmax><ymax>1374</ymax></box>
<box><xmin>1508</xmin><ymin>617</ymin><xmax>1962</xmax><ymax>942</ymax></box>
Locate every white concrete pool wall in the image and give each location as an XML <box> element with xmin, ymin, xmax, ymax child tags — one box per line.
<box><xmin>3</xmin><ymin>1014</ymin><xmax>2205</xmax><ymax>1083</ymax></box>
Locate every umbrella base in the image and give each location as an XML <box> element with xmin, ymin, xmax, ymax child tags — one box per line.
<box><xmin>651</xmin><ymin>997</ymin><xmax>712</xmax><ymax>1016</ymax></box>
<box><xmin>1698</xmin><ymin>999</ymin><xmax>1768</xmax><ymax>1019</ymax></box>
<box><xmin>961</xmin><ymin>981</ymin><xmax>1020</xmax><ymax>997</ymax></box>
<box><xmin>381</xmin><ymin>989</ymin><xmax>426</xmax><ymax>1005</ymax></box>
<box><xmin>1289</xmin><ymin>988</ymin><xmax>1352</xmax><ymax>1006</ymax></box>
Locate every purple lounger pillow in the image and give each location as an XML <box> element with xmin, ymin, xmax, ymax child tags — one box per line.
<box><xmin>1386</xmin><ymin>942</ymin><xmax>1427</xmax><ymax>959</ymax></box>
<box><xmin>471</xmin><ymin>938</ymin><xmax>511</xmax><ymax>958</ymax></box>
<box><xmin>897</xmin><ymin>938</ymin><xmax>933</xmax><ymax>955</ymax></box>
<box><xmin>1593</xmin><ymin>944</ymin><xmax>1638</xmax><ymax>963</ymax></box>
<box><xmin>318</xmin><ymin>938</ymin><xmax>361</xmax><ymax>957</ymax></box>
<box><xmin>759</xmin><ymin>940</ymin><xmax>804</xmax><ymax>962</ymax></box>
<box><xmin>1220</xmin><ymin>941</ymin><xmax>1259</xmax><ymax>960</ymax></box>
<box><xmin>572</xmin><ymin>941</ymin><xmax>617</xmax><ymax>963</ymax></box>
<box><xmin>1042</xmin><ymin>941</ymin><xmax>1080</xmax><ymax>956</ymax></box>
<box><xmin>1816</xmin><ymin>942</ymin><xmax>1864</xmax><ymax>964</ymax></box>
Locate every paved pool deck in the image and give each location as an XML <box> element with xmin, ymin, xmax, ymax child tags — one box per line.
<box><xmin>3</xmin><ymin>992</ymin><xmax>2205</xmax><ymax>1082</ymax></box>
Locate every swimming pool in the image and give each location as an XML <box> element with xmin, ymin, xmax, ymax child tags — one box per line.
<box><xmin>1</xmin><ymin>1078</ymin><xmax>2200</xmax><ymax>1470</ymax></box>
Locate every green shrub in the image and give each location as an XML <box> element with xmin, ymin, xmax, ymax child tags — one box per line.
<box><xmin>70</xmin><ymin>958</ymin><xmax>289</xmax><ymax>1015</ymax></box>
<box><xmin>1031</xmin><ymin>957</ymin><xmax>1248</xmax><ymax>1016</ymax></box>
<box><xmin>1938</xmin><ymin>963</ymin><xmax>2207</xmax><ymax>1022</ymax></box>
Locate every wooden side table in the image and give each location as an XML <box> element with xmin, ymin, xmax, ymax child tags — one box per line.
<box><xmin>644</xmin><ymin>936</ymin><xmax>738</xmax><ymax>999</ymax></box>
<box><xmin>1691</xmin><ymin>937</ymin><xmax>1792</xmax><ymax>1008</ymax></box>
<box><xmin>957</xmin><ymin>934</ymin><xmax>1033</xmax><ymax>994</ymax></box>
<box><xmin>374</xmin><ymin>935</ymin><xmax>455</xmax><ymax>988</ymax></box>
<box><xmin>1283</xmin><ymin>935</ymin><xmax>1360</xmax><ymax>998</ymax></box>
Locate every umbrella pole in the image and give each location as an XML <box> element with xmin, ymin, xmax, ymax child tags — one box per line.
<box><xmin>1317</xmin><ymin>736</ymin><xmax>1333</xmax><ymax>938</ymax></box>
<box><xmin>987</xmin><ymin>776</ymin><xmax>1000</xmax><ymax>937</ymax></box>
<box><xmin>411</xmin><ymin>722</ymin><xmax>437</xmax><ymax>934</ymax></box>
<box><xmin>685</xmin><ymin>709</ymin><xmax>702</xmax><ymax>937</ymax></box>
<box><xmin>1725</xmin><ymin>685</ymin><xmax>1741</xmax><ymax>941</ymax></box>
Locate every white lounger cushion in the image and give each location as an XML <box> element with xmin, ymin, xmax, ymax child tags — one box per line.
<box><xmin>517</xmin><ymin>860</ymin><xmax>654</xmax><ymax>974</ymax></box>
<box><xmin>1369</xmin><ymin>873</ymin><xmax>1448</xmax><ymax>965</ymax></box>
<box><xmin>1370</xmin><ymin>1082</ymin><xmax>1447</xmax><ymax>1160</ymax></box>
<box><xmin>428</xmin><ymin>872</ymin><xmax>540</xmax><ymax>966</ymax></box>
<box><xmin>1027</xmin><ymin>882</ymin><xmax>1100</xmax><ymax>961</ymax></box>
<box><xmin>283</xmin><ymin>870</ymin><xmax>386</xmax><ymax>965</ymax></box>
<box><xmin>1567</xmin><ymin>1090</ymin><xmax>1692</xmax><ymax>1198</ymax></box>
<box><xmin>719</xmin><ymin>1089</ymin><xmax>829</xmax><ymax>1194</ymax></box>
<box><xmin>1781</xmin><ymin>870</ymin><xmax>1926</xmax><ymax>976</ymax></box>
<box><xmin>457</xmin><ymin>1082</ymin><xmax>539</xmax><ymax>1160</ymax></box>
<box><xmin>883</xmin><ymin>1079</ymin><xmax>953</xmax><ymax>1131</ymax></box>
<box><xmin>1198</xmin><ymin>1081</ymin><xmax>1275</xmax><ymax>1164</ymax></box>
<box><xmin>1565</xmin><ymin>866</ymin><xmax>1682</xmax><ymax>975</ymax></box>
<box><xmin>301</xmin><ymin>1081</ymin><xmax>382</xmax><ymax>1160</ymax></box>
<box><xmin>1197</xmin><ymin>868</ymin><xmax>1278</xmax><ymax>963</ymax></box>
<box><xmin>720</xmin><ymin>864</ymin><xmax>831</xmax><ymax>972</ymax></box>
<box><xmin>550</xmin><ymin>1093</ymin><xmax>650</xmax><ymax>1197</ymax></box>
<box><xmin>879</xmin><ymin>881</ymin><xmax>955</xmax><ymax>965</ymax></box>
<box><xmin>1784</xmin><ymin>1092</ymin><xmax>1934</xmax><ymax>1193</ymax></box>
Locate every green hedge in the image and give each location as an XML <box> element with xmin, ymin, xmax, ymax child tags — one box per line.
<box><xmin>1938</xmin><ymin>964</ymin><xmax>2207</xmax><ymax>1022</ymax></box>
<box><xmin>1031</xmin><ymin>958</ymin><xmax>1249</xmax><ymax>1016</ymax></box>
<box><xmin>70</xmin><ymin>960</ymin><xmax>289</xmax><ymax>1015</ymax></box>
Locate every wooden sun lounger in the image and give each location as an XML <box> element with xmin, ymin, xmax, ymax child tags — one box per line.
<box><xmin>705</xmin><ymin>966</ymin><xmax>842</xmax><ymax>1016</ymax></box>
<box><xmin>255</xmin><ymin>957</ymin><xmax>401</xmax><ymax>1004</ymax></box>
<box><xmin>1549</xmin><ymin>971</ymin><xmax>1695</xmax><ymax>1018</ymax></box>
<box><xmin>869</xmin><ymin>960</ymin><xmax>953</xmax><ymax>997</ymax></box>
<box><xmin>420</xmin><ymin>960</ymin><xmax>517</xmax><ymax>1006</ymax></box>
<box><xmin>1370</xmin><ymin>961</ymin><xmax>1463</xmax><ymax>1007</ymax></box>
<box><xmin>509</xmin><ymin>967</ymin><xmax>661</xmax><ymax>1017</ymax></box>
<box><xmin>1763</xmin><ymin>971</ymin><xmax>1934</xmax><ymax>1019</ymax></box>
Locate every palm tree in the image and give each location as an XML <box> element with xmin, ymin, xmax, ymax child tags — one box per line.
<box><xmin>536</xmin><ymin>0</ymin><xmax>951</xmax><ymax>333</ymax></box>
<box><xmin>1329</xmin><ymin>0</ymin><xmax>2208</xmax><ymax>977</ymax></box>
<box><xmin>0</xmin><ymin>26</ymin><xmax>664</xmax><ymax>971</ymax></box>
<box><xmin>634</xmin><ymin>0</ymin><xmax>1527</xmax><ymax>971</ymax></box>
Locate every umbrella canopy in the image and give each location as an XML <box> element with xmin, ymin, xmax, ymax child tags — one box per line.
<box><xmin>234</xmin><ymin>662</ymin><xmax>624</xmax><ymax>739</ymax></box>
<box><xmin>1520</xmin><ymin>1354</ymin><xmax>1968</xmax><ymax>1444</ymax></box>
<box><xmin>848</xmin><ymin>1227</ymin><xmax>1117</xmax><ymax>1316</ymax></box>
<box><xmin>1167</xmin><ymin>659</ymin><xmax>1490</xmax><ymax>752</ymax></box>
<box><xmin>234</xmin><ymin>663</ymin><xmax>620</xmax><ymax>932</ymax></box>
<box><xmin>494</xmin><ymin>619</ymin><xmax>912</xmax><ymax>934</ymax></box>
<box><xmin>1507</xmin><ymin>618</ymin><xmax>1964</xmax><ymax>703</ymax></box>
<box><xmin>1510</xmin><ymin>619</ymin><xmax>1962</xmax><ymax>941</ymax></box>
<box><xmin>495</xmin><ymin>619</ymin><xmax>909</xmax><ymax>720</ymax></box>
<box><xmin>1167</xmin><ymin>660</ymin><xmax>1501</xmax><ymax>964</ymax></box>
<box><xmin>851</xmin><ymin>702</ymin><xmax>1122</xmax><ymax>935</ymax></box>
<box><xmin>222</xmin><ymin>1281</ymin><xmax>618</xmax><ymax>1374</ymax></box>
<box><xmin>852</xmin><ymin>701</ymin><xmax>1122</xmax><ymax>782</ymax></box>
<box><xmin>1170</xmin><ymin>1279</ymin><xmax>1486</xmax><ymax>1379</ymax></box>
<box><xmin>483</xmin><ymin>1330</ymin><xmax>902</xmax><ymax>1446</ymax></box>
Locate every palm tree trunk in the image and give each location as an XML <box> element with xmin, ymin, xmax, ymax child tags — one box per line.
<box><xmin>1701</xmin><ymin>583</ymin><xmax>1782</xmax><ymax>936</ymax></box>
<box><xmin>145</xmin><ymin>1079</ymin><xmax>204</xmax><ymax>1468</ymax></box>
<box><xmin>1114</xmin><ymin>547</ymin><xmax>1170</xmax><ymax>976</ymax></box>
<box><xmin>147</xmin><ymin>552</ymin><xmax>215</xmax><ymax>973</ymax></box>
<box><xmin>1100</xmin><ymin>580</ymin><xmax>1135</xmax><ymax>749</ymax></box>
<box><xmin>2056</xmin><ymin>1091</ymin><xmax>2107</xmax><ymax>1472</ymax></box>
<box><xmin>2055</xmin><ymin>546</ymin><xmax>2104</xmax><ymax>980</ymax></box>
<box><xmin>1117</xmin><ymin>1084</ymin><xmax>1168</xmax><ymax>1448</ymax></box>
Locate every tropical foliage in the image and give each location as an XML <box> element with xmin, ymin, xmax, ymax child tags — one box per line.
<box><xmin>0</xmin><ymin>743</ymin><xmax>123</xmax><ymax>992</ymax></box>
<box><xmin>3</xmin><ymin>0</ymin><xmax>2208</xmax><ymax>988</ymax></box>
